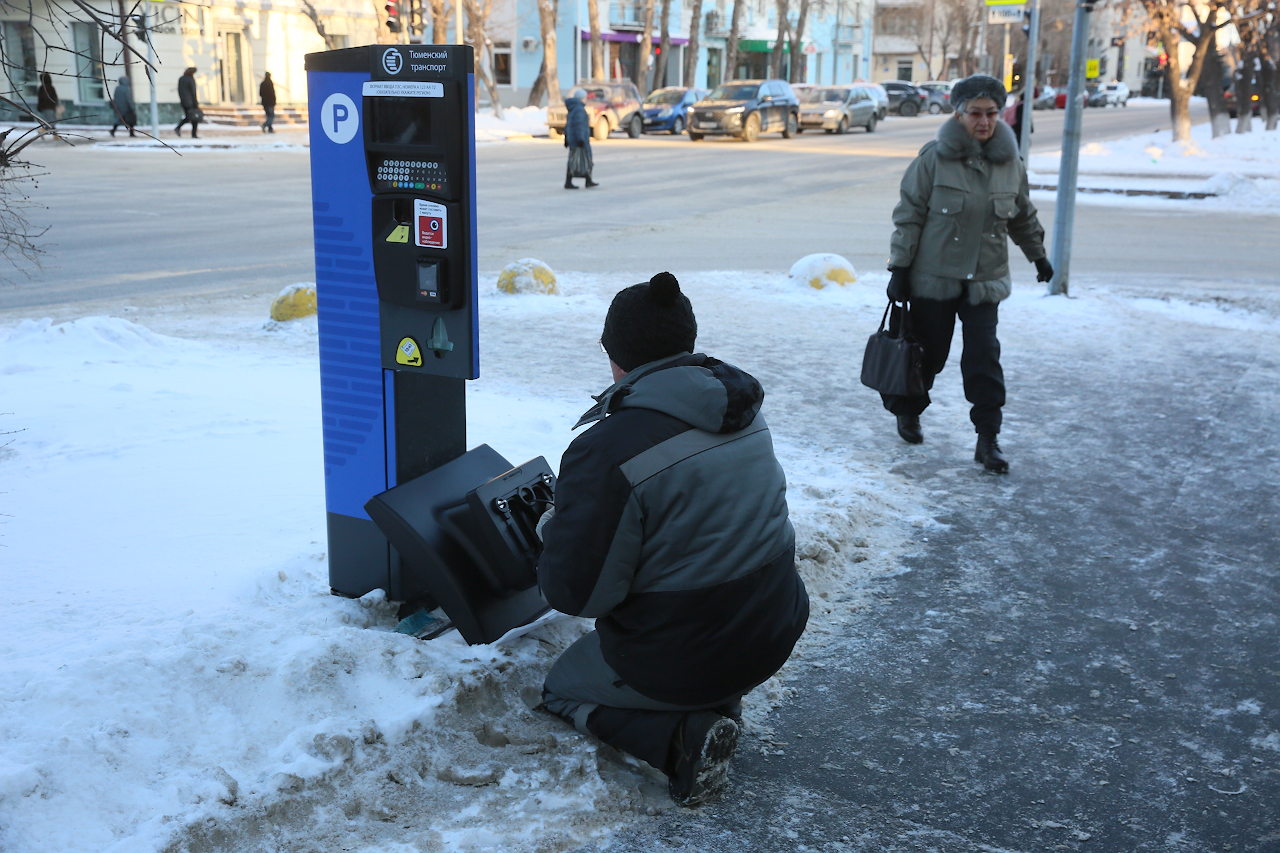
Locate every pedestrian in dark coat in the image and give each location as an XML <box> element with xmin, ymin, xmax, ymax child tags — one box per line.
<box><xmin>175</xmin><ymin>67</ymin><xmax>201</xmax><ymax>138</ymax></box>
<box><xmin>538</xmin><ymin>271</ymin><xmax>808</xmax><ymax>806</ymax></box>
<box><xmin>563</xmin><ymin>89</ymin><xmax>597</xmax><ymax>189</ymax></box>
<box><xmin>110</xmin><ymin>76</ymin><xmax>138</xmax><ymax>137</ymax></box>
<box><xmin>883</xmin><ymin>74</ymin><xmax>1052</xmax><ymax>473</ymax></box>
<box><xmin>36</xmin><ymin>72</ymin><xmax>58</xmax><ymax>125</ymax></box>
<box><xmin>259</xmin><ymin>72</ymin><xmax>277</xmax><ymax>133</ymax></box>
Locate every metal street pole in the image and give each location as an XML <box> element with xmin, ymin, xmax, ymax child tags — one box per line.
<box><xmin>1047</xmin><ymin>0</ymin><xmax>1092</xmax><ymax>296</ymax></box>
<box><xmin>1019</xmin><ymin>0</ymin><xmax>1040</xmax><ymax>159</ymax></box>
<box><xmin>456</xmin><ymin>0</ymin><xmax>464</xmax><ymax>45</ymax></box>
<box><xmin>144</xmin><ymin>0</ymin><xmax>158</xmax><ymax>137</ymax></box>
<box><xmin>1002</xmin><ymin>22</ymin><xmax>1010</xmax><ymax>89</ymax></box>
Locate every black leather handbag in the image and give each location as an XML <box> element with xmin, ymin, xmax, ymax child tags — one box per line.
<box><xmin>860</xmin><ymin>301</ymin><xmax>925</xmax><ymax>397</ymax></box>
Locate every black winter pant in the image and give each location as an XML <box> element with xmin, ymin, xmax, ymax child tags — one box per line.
<box><xmin>880</xmin><ymin>296</ymin><xmax>1005</xmax><ymax>435</ymax></box>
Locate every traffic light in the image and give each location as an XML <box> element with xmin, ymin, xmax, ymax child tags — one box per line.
<box><xmin>1158</xmin><ymin>51</ymin><xmax>1168</xmax><ymax>67</ymax></box>
<box><xmin>1022</xmin><ymin>8</ymin><xmax>1032</xmax><ymax>35</ymax></box>
<box><xmin>385</xmin><ymin>2</ymin><xmax>402</xmax><ymax>32</ymax></box>
<box><xmin>1081</xmin><ymin>0</ymin><xmax>1097</xmax><ymax>10</ymax></box>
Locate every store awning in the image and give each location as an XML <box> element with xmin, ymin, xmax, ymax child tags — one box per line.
<box><xmin>581</xmin><ymin>31</ymin><xmax>690</xmax><ymax>46</ymax></box>
<box><xmin>737</xmin><ymin>39</ymin><xmax>803</xmax><ymax>53</ymax></box>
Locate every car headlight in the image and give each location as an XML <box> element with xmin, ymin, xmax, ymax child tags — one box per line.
<box><xmin>825</xmin><ymin>109</ymin><xmax>838</xmax><ymax>118</ymax></box>
<box><xmin>725</xmin><ymin>106</ymin><xmax>744</xmax><ymax>114</ymax></box>
<box><xmin>687</xmin><ymin>106</ymin><xmax>696</xmax><ymax>114</ymax></box>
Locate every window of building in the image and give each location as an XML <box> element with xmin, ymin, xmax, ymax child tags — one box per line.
<box><xmin>876</xmin><ymin>8</ymin><xmax>921</xmax><ymax>38</ymax></box>
<box><xmin>72</xmin><ymin>22</ymin><xmax>106</xmax><ymax>102</ymax></box>
<box><xmin>896</xmin><ymin>58</ymin><xmax>913</xmax><ymax>81</ymax></box>
<box><xmin>492</xmin><ymin>41</ymin><xmax>512</xmax><ymax>85</ymax></box>
<box><xmin>706</xmin><ymin>47</ymin><xmax>722</xmax><ymax>87</ymax></box>
<box><xmin>331</xmin><ymin>34</ymin><xmax>349</xmax><ymax>50</ymax></box>
<box><xmin>1</xmin><ymin>21</ymin><xmax>39</xmax><ymax>102</ymax></box>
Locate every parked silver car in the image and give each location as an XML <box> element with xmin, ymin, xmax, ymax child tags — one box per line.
<box><xmin>797</xmin><ymin>85</ymin><xmax>878</xmax><ymax>133</ymax></box>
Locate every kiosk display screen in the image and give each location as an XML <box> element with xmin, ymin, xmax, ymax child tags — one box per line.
<box><xmin>371</xmin><ymin>97</ymin><xmax>433</xmax><ymax>145</ymax></box>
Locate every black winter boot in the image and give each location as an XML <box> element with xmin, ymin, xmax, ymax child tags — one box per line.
<box><xmin>975</xmin><ymin>434</ymin><xmax>1008</xmax><ymax>473</ymax></box>
<box><xmin>667</xmin><ymin>712</ymin><xmax>740</xmax><ymax>807</ymax></box>
<box><xmin>896</xmin><ymin>414</ymin><xmax>923</xmax><ymax>444</ymax></box>
<box><xmin>564</xmin><ymin>180</ymin><xmax>578</xmax><ymax>189</ymax></box>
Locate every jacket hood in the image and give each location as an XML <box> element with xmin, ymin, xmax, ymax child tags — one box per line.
<box><xmin>118</xmin><ymin>76</ymin><xmax>129</xmax><ymax>87</ymax></box>
<box><xmin>935</xmin><ymin>117</ymin><xmax>1017</xmax><ymax>164</ymax></box>
<box><xmin>564</xmin><ymin>97</ymin><xmax>585</xmax><ymax>111</ymax></box>
<box><xmin>575</xmin><ymin>353</ymin><xmax>764</xmax><ymax>434</ymax></box>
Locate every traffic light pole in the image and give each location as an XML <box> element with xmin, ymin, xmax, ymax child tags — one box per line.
<box><xmin>1047</xmin><ymin>0</ymin><xmax>1092</xmax><ymax>296</ymax></box>
<box><xmin>1018</xmin><ymin>0</ymin><xmax>1040</xmax><ymax>160</ymax></box>
<box><xmin>143</xmin><ymin>1</ymin><xmax>158</xmax><ymax>138</ymax></box>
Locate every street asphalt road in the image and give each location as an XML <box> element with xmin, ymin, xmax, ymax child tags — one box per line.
<box><xmin>567</xmin><ymin>279</ymin><xmax>1280</xmax><ymax>853</ymax></box>
<box><xmin>5</xmin><ymin>99</ymin><xmax>1267</xmax><ymax>319</ymax></box>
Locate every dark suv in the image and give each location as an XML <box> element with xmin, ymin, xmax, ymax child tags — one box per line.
<box><xmin>882</xmin><ymin>81</ymin><xmax>927</xmax><ymax>117</ymax></box>
<box><xmin>547</xmin><ymin>80</ymin><xmax>644</xmax><ymax>140</ymax></box>
<box><xmin>687</xmin><ymin>79</ymin><xmax>800</xmax><ymax>142</ymax></box>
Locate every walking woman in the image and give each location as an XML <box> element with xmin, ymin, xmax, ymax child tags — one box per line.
<box><xmin>36</xmin><ymin>72</ymin><xmax>58</xmax><ymax>125</ymax></box>
<box><xmin>563</xmin><ymin>89</ymin><xmax>598</xmax><ymax>189</ymax></box>
<box><xmin>110</xmin><ymin>76</ymin><xmax>138</xmax><ymax>137</ymax></box>
<box><xmin>882</xmin><ymin>75</ymin><xmax>1052</xmax><ymax>473</ymax></box>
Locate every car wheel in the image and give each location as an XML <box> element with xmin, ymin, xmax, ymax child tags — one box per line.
<box><xmin>928</xmin><ymin>102</ymin><xmax>942</xmax><ymax>114</ymax></box>
<box><xmin>671</xmin><ymin>116</ymin><xmax>684</xmax><ymax>135</ymax></box>
<box><xmin>627</xmin><ymin>114</ymin><xmax>642</xmax><ymax>138</ymax></box>
<box><xmin>837</xmin><ymin>117</ymin><xmax>849</xmax><ymax>134</ymax></box>
<box><xmin>900</xmin><ymin>100</ymin><xmax>919</xmax><ymax>117</ymax></box>
<box><xmin>782</xmin><ymin>112</ymin><xmax>797</xmax><ymax>138</ymax></box>
<box><xmin>866</xmin><ymin>114</ymin><xmax>877</xmax><ymax>133</ymax></box>
<box><xmin>688</xmin><ymin>132</ymin><xmax>704</xmax><ymax>141</ymax></box>
<box><xmin>548</xmin><ymin>127</ymin><xmax>562</xmax><ymax>140</ymax></box>
<box><xmin>742</xmin><ymin>112</ymin><xmax>760</xmax><ymax>142</ymax></box>
<box><xmin>592</xmin><ymin>118</ymin><xmax>610</xmax><ymax>141</ymax></box>
<box><xmin>1121</xmin><ymin>99</ymin><xmax>1128</xmax><ymax>107</ymax></box>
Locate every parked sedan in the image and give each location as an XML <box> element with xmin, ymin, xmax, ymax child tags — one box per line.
<box><xmin>641</xmin><ymin>86</ymin><xmax>708</xmax><ymax>134</ymax></box>
<box><xmin>1033</xmin><ymin>85</ymin><xmax>1057</xmax><ymax>109</ymax></box>
<box><xmin>687</xmin><ymin>79</ymin><xmax>800</xmax><ymax>142</ymax></box>
<box><xmin>1098</xmin><ymin>81</ymin><xmax>1130</xmax><ymax>107</ymax></box>
<box><xmin>797</xmin><ymin>85</ymin><xmax>878</xmax><ymax>133</ymax></box>
<box><xmin>857</xmin><ymin>83</ymin><xmax>890</xmax><ymax>120</ymax></box>
<box><xmin>918</xmin><ymin>81</ymin><xmax>954</xmax><ymax>114</ymax></box>
<box><xmin>546</xmin><ymin>80</ymin><xmax>644</xmax><ymax>140</ymax></box>
<box><xmin>882</xmin><ymin>80</ymin><xmax>927</xmax><ymax>116</ymax></box>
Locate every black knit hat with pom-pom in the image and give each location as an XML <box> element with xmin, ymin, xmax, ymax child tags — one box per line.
<box><xmin>600</xmin><ymin>271</ymin><xmax>697</xmax><ymax>373</ymax></box>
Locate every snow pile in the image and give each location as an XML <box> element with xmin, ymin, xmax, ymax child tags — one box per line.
<box><xmin>1030</xmin><ymin>122</ymin><xmax>1280</xmax><ymax>178</ymax></box>
<box><xmin>475</xmin><ymin>107</ymin><xmax>548</xmax><ymax>142</ymax></box>
<box><xmin>787</xmin><ymin>253</ymin><xmax>859</xmax><ymax>290</ymax></box>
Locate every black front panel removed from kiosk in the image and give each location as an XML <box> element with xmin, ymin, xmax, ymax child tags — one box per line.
<box><xmin>306</xmin><ymin>45</ymin><xmax>551</xmax><ymax>644</ymax></box>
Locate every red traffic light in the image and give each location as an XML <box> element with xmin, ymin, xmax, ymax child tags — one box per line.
<box><xmin>1158</xmin><ymin>52</ymin><xmax>1168</xmax><ymax>67</ymax></box>
<box><xmin>385</xmin><ymin>2</ymin><xmax>401</xmax><ymax>31</ymax></box>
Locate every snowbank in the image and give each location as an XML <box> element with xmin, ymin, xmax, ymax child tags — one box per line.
<box><xmin>475</xmin><ymin>107</ymin><xmax>548</xmax><ymax>142</ymax></box>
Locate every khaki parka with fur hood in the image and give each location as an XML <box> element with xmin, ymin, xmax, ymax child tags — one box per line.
<box><xmin>889</xmin><ymin>119</ymin><xmax>1046</xmax><ymax>304</ymax></box>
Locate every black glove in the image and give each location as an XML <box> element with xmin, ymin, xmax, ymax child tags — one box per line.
<box><xmin>1035</xmin><ymin>257</ymin><xmax>1054</xmax><ymax>283</ymax></box>
<box><xmin>886</xmin><ymin>267</ymin><xmax>911</xmax><ymax>302</ymax></box>
<box><xmin>564</xmin><ymin>137</ymin><xmax>569</xmax><ymax>148</ymax></box>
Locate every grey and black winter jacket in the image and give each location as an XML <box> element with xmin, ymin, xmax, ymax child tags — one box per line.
<box><xmin>537</xmin><ymin>353</ymin><xmax>809</xmax><ymax>706</ymax></box>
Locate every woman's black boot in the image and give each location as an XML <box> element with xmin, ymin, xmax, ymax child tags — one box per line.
<box><xmin>896</xmin><ymin>414</ymin><xmax>923</xmax><ymax>444</ymax></box>
<box><xmin>975</xmin><ymin>434</ymin><xmax>1008</xmax><ymax>473</ymax></box>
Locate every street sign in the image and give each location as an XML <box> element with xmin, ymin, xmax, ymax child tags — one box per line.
<box><xmin>803</xmin><ymin>42</ymin><xmax>818</xmax><ymax>55</ymax></box>
<box><xmin>1086</xmin><ymin>58</ymin><xmax>1100</xmax><ymax>78</ymax></box>
<box><xmin>988</xmin><ymin>6</ymin><xmax>1025</xmax><ymax>23</ymax></box>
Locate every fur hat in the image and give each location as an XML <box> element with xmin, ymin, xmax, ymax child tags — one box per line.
<box><xmin>600</xmin><ymin>272</ymin><xmax>697</xmax><ymax>373</ymax></box>
<box><xmin>950</xmin><ymin>75</ymin><xmax>1007</xmax><ymax>111</ymax></box>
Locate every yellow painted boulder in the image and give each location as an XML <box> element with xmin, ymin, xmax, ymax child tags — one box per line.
<box><xmin>270</xmin><ymin>283</ymin><xmax>318</xmax><ymax>321</ymax></box>
<box><xmin>788</xmin><ymin>254</ymin><xmax>858</xmax><ymax>290</ymax></box>
<box><xmin>497</xmin><ymin>258</ymin><xmax>558</xmax><ymax>295</ymax></box>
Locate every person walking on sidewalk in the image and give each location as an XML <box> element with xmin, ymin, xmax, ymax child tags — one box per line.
<box><xmin>883</xmin><ymin>74</ymin><xmax>1052</xmax><ymax>473</ymax></box>
<box><xmin>537</xmin><ymin>272</ymin><xmax>808</xmax><ymax>806</ymax></box>
<box><xmin>563</xmin><ymin>89</ymin><xmax>598</xmax><ymax>189</ymax></box>
<box><xmin>175</xmin><ymin>67</ymin><xmax>201</xmax><ymax>138</ymax></box>
<box><xmin>259</xmin><ymin>71</ymin><xmax>276</xmax><ymax>134</ymax></box>
<box><xmin>110</xmin><ymin>76</ymin><xmax>138</xmax><ymax>137</ymax></box>
<box><xmin>36</xmin><ymin>72</ymin><xmax>58</xmax><ymax>126</ymax></box>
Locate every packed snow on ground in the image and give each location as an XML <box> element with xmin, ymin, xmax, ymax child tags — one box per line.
<box><xmin>1028</xmin><ymin>122</ymin><xmax>1280</xmax><ymax>212</ymax></box>
<box><xmin>474</xmin><ymin>107</ymin><xmax>548</xmax><ymax>142</ymax></box>
<box><xmin>6</xmin><ymin>271</ymin><xmax>1273</xmax><ymax>853</ymax></box>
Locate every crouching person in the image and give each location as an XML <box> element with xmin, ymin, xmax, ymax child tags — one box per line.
<box><xmin>537</xmin><ymin>271</ymin><xmax>809</xmax><ymax>806</ymax></box>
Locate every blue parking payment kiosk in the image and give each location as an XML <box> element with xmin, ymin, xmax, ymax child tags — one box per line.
<box><xmin>306</xmin><ymin>46</ymin><xmax>552</xmax><ymax>642</ymax></box>
<box><xmin>306</xmin><ymin>45</ymin><xmax>478</xmax><ymax>599</ymax></box>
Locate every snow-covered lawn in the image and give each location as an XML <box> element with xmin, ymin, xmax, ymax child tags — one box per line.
<box><xmin>1029</xmin><ymin>122</ymin><xmax>1280</xmax><ymax>212</ymax></box>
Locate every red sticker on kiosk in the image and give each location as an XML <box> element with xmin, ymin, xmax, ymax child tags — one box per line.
<box><xmin>414</xmin><ymin>199</ymin><xmax>447</xmax><ymax>249</ymax></box>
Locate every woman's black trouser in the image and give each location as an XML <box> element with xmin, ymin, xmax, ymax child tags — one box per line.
<box><xmin>880</xmin><ymin>295</ymin><xmax>1005</xmax><ymax>435</ymax></box>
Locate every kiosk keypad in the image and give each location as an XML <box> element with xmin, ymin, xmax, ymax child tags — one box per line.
<box><xmin>374</xmin><ymin>157</ymin><xmax>450</xmax><ymax>193</ymax></box>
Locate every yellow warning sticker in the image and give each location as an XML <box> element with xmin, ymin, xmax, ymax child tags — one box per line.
<box><xmin>395</xmin><ymin>336</ymin><xmax>422</xmax><ymax>366</ymax></box>
<box><xmin>386</xmin><ymin>224</ymin><xmax>410</xmax><ymax>243</ymax></box>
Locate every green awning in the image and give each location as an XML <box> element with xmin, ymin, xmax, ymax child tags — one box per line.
<box><xmin>738</xmin><ymin>39</ymin><xmax>803</xmax><ymax>53</ymax></box>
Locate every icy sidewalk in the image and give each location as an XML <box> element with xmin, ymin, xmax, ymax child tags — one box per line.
<box><xmin>1027</xmin><ymin>122</ymin><xmax>1280</xmax><ymax>212</ymax></box>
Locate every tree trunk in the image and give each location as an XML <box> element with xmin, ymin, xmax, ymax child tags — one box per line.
<box><xmin>537</xmin><ymin>0</ymin><xmax>563</xmax><ymax>106</ymax></box>
<box><xmin>725</xmin><ymin>0</ymin><xmax>745</xmax><ymax>82</ymax></box>
<box><xmin>636</xmin><ymin>0</ymin><xmax>656</xmax><ymax>95</ymax></box>
<box><xmin>655</xmin><ymin>0</ymin><xmax>672</xmax><ymax>90</ymax></box>
<box><xmin>527</xmin><ymin>58</ymin><xmax>547</xmax><ymax>106</ymax></box>
<box><xmin>1265</xmin><ymin>28</ymin><xmax>1280</xmax><ymax>130</ymax></box>
<box><xmin>1235</xmin><ymin>54</ymin><xmax>1254</xmax><ymax>133</ymax></box>
<box><xmin>790</xmin><ymin>0</ymin><xmax>810</xmax><ymax>82</ymax></box>
<box><xmin>1170</xmin><ymin>79</ymin><xmax>1192</xmax><ymax>141</ymax></box>
<box><xmin>683</xmin><ymin>0</ymin><xmax>703</xmax><ymax>87</ymax></box>
<box><xmin>430</xmin><ymin>0</ymin><xmax>448</xmax><ymax>44</ymax></box>
<box><xmin>771</xmin><ymin>0</ymin><xmax>790</xmax><ymax>80</ymax></box>
<box><xmin>588</xmin><ymin>0</ymin><xmax>604</xmax><ymax>79</ymax></box>
<box><xmin>466</xmin><ymin>0</ymin><xmax>503</xmax><ymax>118</ymax></box>
<box><xmin>1202</xmin><ymin>30</ymin><xmax>1232</xmax><ymax>138</ymax></box>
